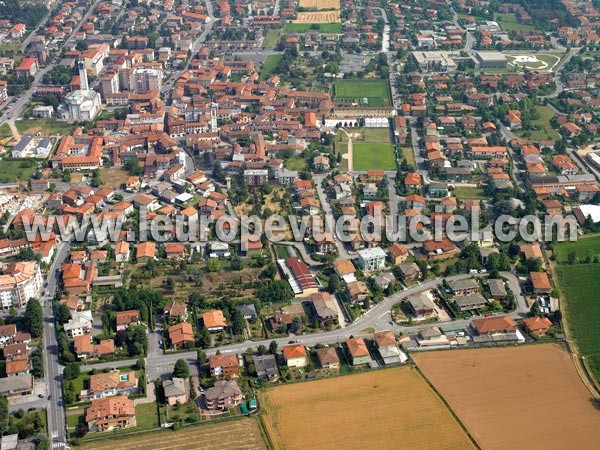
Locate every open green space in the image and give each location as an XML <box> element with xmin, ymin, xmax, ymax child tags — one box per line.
<box><xmin>332</xmin><ymin>80</ymin><xmax>391</xmax><ymax>107</ymax></box>
<box><xmin>0</xmin><ymin>123</ymin><xmax>12</xmax><ymax>140</ymax></box>
<box><xmin>284</xmin><ymin>157</ymin><xmax>308</xmax><ymax>171</ymax></box>
<box><xmin>553</xmin><ymin>234</ymin><xmax>600</xmax><ymax>262</ymax></box>
<box><xmin>0</xmin><ymin>158</ymin><xmax>39</xmax><ymax>183</ymax></box>
<box><xmin>259</xmin><ymin>54</ymin><xmax>283</xmax><ymax>80</ymax></box>
<box><xmin>353</xmin><ymin>142</ymin><xmax>396</xmax><ymax>171</ymax></box>
<box><xmin>400</xmin><ymin>147</ymin><xmax>415</xmax><ymax>168</ymax></box>
<box><xmin>360</xmin><ymin>127</ymin><xmax>391</xmax><ymax>143</ymax></box>
<box><xmin>556</xmin><ymin>263</ymin><xmax>600</xmax><ymax>382</ymax></box>
<box><xmin>15</xmin><ymin>118</ymin><xmax>77</xmax><ymax>136</ymax></box>
<box><xmin>284</xmin><ymin>23</ymin><xmax>342</xmax><ymax>34</ymax></box>
<box><xmin>495</xmin><ymin>13</ymin><xmax>534</xmax><ymax>31</ymax></box>
<box><xmin>263</xmin><ymin>29</ymin><xmax>282</xmax><ymax>48</ymax></box>
<box><xmin>453</xmin><ymin>186</ymin><xmax>487</xmax><ymax>200</ymax></box>
<box><xmin>515</xmin><ymin>105</ymin><xmax>561</xmax><ymax>141</ymax></box>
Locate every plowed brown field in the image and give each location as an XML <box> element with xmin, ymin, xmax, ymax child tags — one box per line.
<box><xmin>413</xmin><ymin>344</ymin><xmax>600</xmax><ymax>450</ymax></box>
<box><xmin>295</xmin><ymin>10</ymin><xmax>340</xmax><ymax>23</ymax></box>
<box><xmin>259</xmin><ymin>366</ymin><xmax>475</xmax><ymax>450</ymax></box>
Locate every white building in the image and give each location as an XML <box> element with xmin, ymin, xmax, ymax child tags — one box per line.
<box><xmin>357</xmin><ymin>247</ymin><xmax>387</xmax><ymax>271</ymax></box>
<box><xmin>0</xmin><ymin>262</ymin><xmax>43</xmax><ymax>310</ymax></box>
<box><xmin>131</xmin><ymin>67</ymin><xmax>163</xmax><ymax>94</ymax></box>
<box><xmin>63</xmin><ymin>89</ymin><xmax>101</xmax><ymax>120</ymax></box>
<box><xmin>64</xmin><ymin>310</ymin><xmax>94</xmax><ymax>338</ymax></box>
<box><xmin>32</xmin><ymin>105</ymin><xmax>54</xmax><ymax>118</ymax></box>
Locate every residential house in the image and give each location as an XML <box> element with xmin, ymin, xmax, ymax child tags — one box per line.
<box><xmin>333</xmin><ymin>259</ymin><xmax>357</xmax><ymax>283</ymax></box>
<box><xmin>387</xmin><ymin>244</ymin><xmax>409</xmax><ymax>265</ymax></box>
<box><xmin>530</xmin><ymin>272</ymin><xmax>552</xmax><ymax>295</ymax></box>
<box><xmin>0</xmin><ymin>324</ymin><xmax>17</xmax><ymax>347</ymax></box>
<box><xmin>163</xmin><ymin>301</ymin><xmax>188</xmax><ymax>322</ymax></box>
<box><xmin>163</xmin><ymin>377</ymin><xmax>188</xmax><ymax>406</ymax></box>
<box><xmin>522</xmin><ymin>316</ymin><xmax>553</xmax><ymax>336</ymax></box>
<box><xmin>310</xmin><ymin>292</ymin><xmax>339</xmax><ymax>326</ymax></box>
<box><xmin>204</xmin><ymin>380</ymin><xmax>243</xmax><ymax>410</ymax></box>
<box><xmin>448</xmin><ymin>278</ymin><xmax>479</xmax><ymax>296</ymax></box>
<box><xmin>73</xmin><ymin>336</ymin><xmax>115</xmax><ymax>360</ymax></box>
<box><xmin>282</xmin><ymin>344</ymin><xmax>307</xmax><ymax>368</ymax></box>
<box><xmin>406</xmin><ymin>292</ymin><xmax>437</xmax><ymax>320</ymax></box>
<box><xmin>115</xmin><ymin>310</ymin><xmax>139</xmax><ymax>332</ymax></box>
<box><xmin>86</xmin><ymin>395</ymin><xmax>136</xmax><ymax>432</ymax></box>
<box><xmin>208</xmin><ymin>354</ymin><xmax>239</xmax><ymax>379</ymax></box>
<box><xmin>397</xmin><ymin>262</ymin><xmax>421</xmax><ymax>282</ymax></box>
<box><xmin>346</xmin><ymin>280</ymin><xmax>369</xmax><ymax>304</ymax></box>
<box><xmin>203</xmin><ymin>310</ymin><xmax>227</xmax><ymax>332</ymax></box>
<box><xmin>114</xmin><ymin>241</ymin><xmax>130</xmax><ymax>263</ymax></box>
<box><xmin>488</xmin><ymin>279</ymin><xmax>507</xmax><ymax>300</ymax></box>
<box><xmin>64</xmin><ymin>310</ymin><xmax>94</xmax><ymax>338</ymax></box>
<box><xmin>346</xmin><ymin>338</ymin><xmax>369</xmax><ymax>366</ymax></box>
<box><xmin>235</xmin><ymin>304</ymin><xmax>257</xmax><ymax>322</ymax></box>
<box><xmin>373</xmin><ymin>330</ymin><xmax>406</xmax><ymax>364</ymax></box>
<box><xmin>81</xmin><ymin>371</ymin><xmax>138</xmax><ymax>400</ymax></box>
<box><xmin>315</xmin><ymin>346</ymin><xmax>340</xmax><ymax>370</ymax></box>
<box><xmin>253</xmin><ymin>354</ymin><xmax>279</xmax><ymax>381</ymax></box>
<box><xmin>357</xmin><ymin>247</ymin><xmax>386</xmax><ymax>271</ymax></box>
<box><xmin>454</xmin><ymin>293</ymin><xmax>489</xmax><ymax>312</ymax></box>
<box><xmin>168</xmin><ymin>322</ymin><xmax>194</xmax><ymax>349</ymax></box>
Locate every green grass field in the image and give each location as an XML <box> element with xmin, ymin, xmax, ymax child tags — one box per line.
<box><xmin>333</xmin><ymin>80</ymin><xmax>391</xmax><ymax>107</ymax></box>
<box><xmin>361</xmin><ymin>128</ymin><xmax>391</xmax><ymax>143</ymax></box>
<box><xmin>515</xmin><ymin>105</ymin><xmax>561</xmax><ymax>141</ymax></box>
<box><xmin>285</xmin><ymin>157</ymin><xmax>307</xmax><ymax>171</ymax></box>
<box><xmin>353</xmin><ymin>142</ymin><xmax>396</xmax><ymax>171</ymax></box>
<box><xmin>553</xmin><ymin>234</ymin><xmax>600</xmax><ymax>262</ymax></box>
<box><xmin>453</xmin><ymin>186</ymin><xmax>487</xmax><ymax>200</ymax></box>
<box><xmin>259</xmin><ymin>55</ymin><xmax>282</xmax><ymax>80</ymax></box>
<box><xmin>284</xmin><ymin>23</ymin><xmax>342</xmax><ymax>33</ymax></box>
<box><xmin>15</xmin><ymin>118</ymin><xmax>76</xmax><ymax>136</ymax></box>
<box><xmin>400</xmin><ymin>147</ymin><xmax>415</xmax><ymax>168</ymax></box>
<box><xmin>0</xmin><ymin>158</ymin><xmax>39</xmax><ymax>183</ymax></box>
<box><xmin>0</xmin><ymin>123</ymin><xmax>12</xmax><ymax>140</ymax></box>
<box><xmin>263</xmin><ymin>29</ymin><xmax>282</xmax><ymax>48</ymax></box>
<box><xmin>495</xmin><ymin>13</ymin><xmax>534</xmax><ymax>31</ymax></box>
<box><xmin>556</xmin><ymin>264</ymin><xmax>600</xmax><ymax>381</ymax></box>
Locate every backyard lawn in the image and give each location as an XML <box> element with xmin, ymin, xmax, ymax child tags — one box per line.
<box><xmin>332</xmin><ymin>80</ymin><xmax>391</xmax><ymax>107</ymax></box>
<box><xmin>353</xmin><ymin>142</ymin><xmax>396</xmax><ymax>171</ymax></box>
<box><xmin>284</xmin><ymin>157</ymin><xmax>307</xmax><ymax>171</ymax></box>
<box><xmin>556</xmin><ymin>263</ymin><xmax>600</xmax><ymax>382</ymax></box>
<box><xmin>259</xmin><ymin>55</ymin><xmax>282</xmax><ymax>80</ymax></box>
<box><xmin>453</xmin><ymin>186</ymin><xmax>487</xmax><ymax>200</ymax></box>
<box><xmin>400</xmin><ymin>147</ymin><xmax>415</xmax><ymax>168</ymax></box>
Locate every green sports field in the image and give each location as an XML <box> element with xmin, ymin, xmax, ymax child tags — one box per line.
<box><xmin>284</xmin><ymin>23</ymin><xmax>342</xmax><ymax>33</ymax></box>
<box><xmin>332</xmin><ymin>80</ymin><xmax>391</xmax><ymax>107</ymax></box>
<box><xmin>556</xmin><ymin>263</ymin><xmax>600</xmax><ymax>382</ymax></box>
<box><xmin>353</xmin><ymin>142</ymin><xmax>396</xmax><ymax>171</ymax></box>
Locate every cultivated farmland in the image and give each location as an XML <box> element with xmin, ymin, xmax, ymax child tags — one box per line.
<box><xmin>298</xmin><ymin>0</ymin><xmax>340</xmax><ymax>9</ymax></box>
<box><xmin>414</xmin><ymin>344</ymin><xmax>600</xmax><ymax>450</ymax></box>
<box><xmin>260</xmin><ymin>366</ymin><xmax>476</xmax><ymax>450</ymax></box>
<box><xmin>556</xmin><ymin>263</ymin><xmax>600</xmax><ymax>380</ymax></box>
<box><xmin>77</xmin><ymin>418</ymin><xmax>267</xmax><ymax>450</ymax></box>
<box><xmin>295</xmin><ymin>10</ymin><xmax>340</xmax><ymax>23</ymax></box>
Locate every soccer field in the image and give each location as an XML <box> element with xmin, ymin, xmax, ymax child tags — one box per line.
<box><xmin>353</xmin><ymin>142</ymin><xmax>396</xmax><ymax>171</ymax></box>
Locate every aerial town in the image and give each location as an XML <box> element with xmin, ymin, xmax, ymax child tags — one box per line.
<box><xmin>0</xmin><ymin>0</ymin><xmax>600</xmax><ymax>449</ymax></box>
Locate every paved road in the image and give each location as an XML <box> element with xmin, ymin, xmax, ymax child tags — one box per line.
<box><xmin>81</xmin><ymin>273</ymin><xmax>528</xmax><ymax>379</ymax></box>
<box><xmin>42</xmin><ymin>241</ymin><xmax>71</xmax><ymax>450</ymax></box>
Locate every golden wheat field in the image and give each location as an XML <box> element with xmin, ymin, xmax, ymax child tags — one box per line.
<box><xmin>295</xmin><ymin>10</ymin><xmax>340</xmax><ymax>23</ymax></box>
<box><xmin>259</xmin><ymin>366</ymin><xmax>475</xmax><ymax>450</ymax></box>
<box><xmin>298</xmin><ymin>0</ymin><xmax>340</xmax><ymax>9</ymax></box>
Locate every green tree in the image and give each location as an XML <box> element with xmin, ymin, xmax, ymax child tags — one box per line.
<box><xmin>126</xmin><ymin>325</ymin><xmax>148</xmax><ymax>356</ymax></box>
<box><xmin>25</xmin><ymin>298</ymin><xmax>43</xmax><ymax>338</ymax></box>
<box><xmin>231</xmin><ymin>309</ymin><xmax>245</xmax><ymax>336</ymax></box>
<box><xmin>200</xmin><ymin>328</ymin><xmax>211</xmax><ymax>348</ymax></box>
<box><xmin>269</xmin><ymin>340</ymin><xmax>278</xmax><ymax>354</ymax></box>
<box><xmin>37</xmin><ymin>437</ymin><xmax>50</xmax><ymax>450</ymax></box>
<box><xmin>0</xmin><ymin>395</ymin><xmax>7</xmax><ymax>435</ymax></box>
<box><xmin>207</xmin><ymin>258</ymin><xmax>222</xmax><ymax>272</ymax></box>
<box><xmin>63</xmin><ymin>362</ymin><xmax>80</xmax><ymax>380</ymax></box>
<box><xmin>31</xmin><ymin>349</ymin><xmax>44</xmax><ymax>378</ymax></box>
<box><xmin>173</xmin><ymin>359</ymin><xmax>190</xmax><ymax>378</ymax></box>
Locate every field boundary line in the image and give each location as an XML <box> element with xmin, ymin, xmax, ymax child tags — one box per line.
<box><xmin>410</xmin><ymin>364</ymin><xmax>481</xmax><ymax>450</ymax></box>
